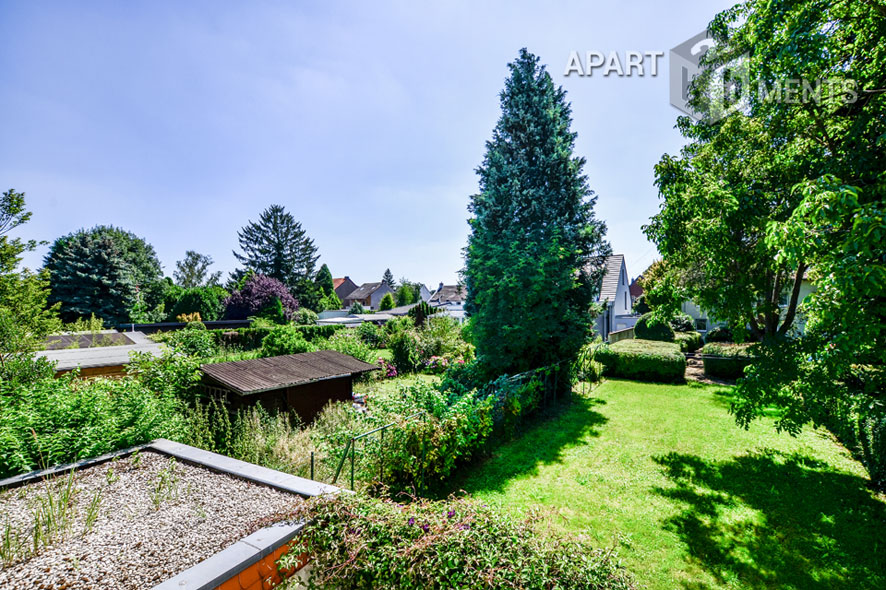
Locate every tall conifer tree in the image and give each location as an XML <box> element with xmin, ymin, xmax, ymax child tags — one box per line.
<box><xmin>464</xmin><ymin>49</ymin><xmax>610</xmax><ymax>377</ymax></box>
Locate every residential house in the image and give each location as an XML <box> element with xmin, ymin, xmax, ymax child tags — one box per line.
<box><xmin>429</xmin><ymin>283</ymin><xmax>467</xmax><ymax>311</ymax></box>
<box><xmin>333</xmin><ymin>276</ymin><xmax>358</xmax><ymax>302</ymax></box>
<box><xmin>342</xmin><ymin>282</ymin><xmax>394</xmax><ymax>310</ymax></box>
<box><xmin>629</xmin><ymin>277</ymin><xmax>644</xmax><ymax>306</ymax></box>
<box><xmin>417</xmin><ymin>283</ymin><xmax>432</xmax><ymax>302</ymax></box>
<box><xmin>680</xmin><ymin>270</ymin><xmax>816</xmax><ymax>334</ymax></box>
<box><xmin>593</xmin><ymin>254</ymin><xmax>635</xmax><ymax>340</ymax></box>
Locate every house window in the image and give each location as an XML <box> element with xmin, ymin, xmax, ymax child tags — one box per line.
<box><xmin>624</xmin><ymin>291</ymin><xmax>628</xmax><ymax>310</ymax></box>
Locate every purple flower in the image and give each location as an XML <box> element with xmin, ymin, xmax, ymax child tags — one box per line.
<box><xmin>420</xmin><ymin>523</ymin><xmax>430</xmax><ymax>533</ymax></box>
<box><xmin>446</xmin><ymin>510</ymin><xmax>456</xmax><ymax>519</ymax></box>
<box><xmin>407</xmin><ymin>517</ymin><xmax>415</xmax><ymax>526</ymax></box>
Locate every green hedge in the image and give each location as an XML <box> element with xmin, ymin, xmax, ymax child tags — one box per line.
<box><xmin>634</xmin><ymin>313</ymin><xmax>675</xmax><ymax>342</ymax></box>
<box><xmin>209</xmin><ymin>324</ymin><xmax>345</xmax><ymax>350</ymax></box>
<box><xmin>701</xmin><ymin>343</ymin><xmax>755</xmax><ymax>378</ymax></box>
<box><xmin>823</xmin><ymin>392</ymin><xmax>886</xmax><ymax>489</ymax></box>
<box><xmin>675</xmin><ymin>331</ymin><xmax>703</xmax><ymax>353</ymax></box>
<box><xmin>595</xmin><ymin>339</ymin><xmax>685</xmax><ymax>383</ymax></box>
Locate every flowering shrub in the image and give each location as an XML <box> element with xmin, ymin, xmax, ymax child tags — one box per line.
<box><xmin>422</xmin><ymin>355</ymin><xmax>466</xmax><ymax>375</ymax></box>
<box><xmin>377</xmin><ymin>358</ymin><xmax>398</xmax><ymax>379</ymax></box>
<box><xmin>223</xmin><ymin>274</ymin><xmax>298</xmax><ymax>322</ymax></box>
<box><xmin>282</xmin><ymin>493</ymin><xmax>636</xmax><ymax>590</ymax></box>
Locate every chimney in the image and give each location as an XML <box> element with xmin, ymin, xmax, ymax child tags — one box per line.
<box><xmin>438</xmin><ymin>282</ymin><xmax>444</xmax><ymax>292</ymax></box>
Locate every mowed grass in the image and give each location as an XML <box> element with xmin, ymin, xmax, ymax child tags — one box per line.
<box><xmin>446</xmin><ymin>379</ymin><xmax>886</xmax><ymax>590</ymax></box>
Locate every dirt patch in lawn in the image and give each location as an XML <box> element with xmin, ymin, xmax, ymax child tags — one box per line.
<box><xmin>0</xmin><ymin>450</ymin><xmax>301</xmax><ymax>590</ymax></box>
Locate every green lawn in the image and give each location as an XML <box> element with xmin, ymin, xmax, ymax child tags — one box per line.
<box><xmin>446</xmin><ymin>379</ymin><xmax>886</xmax><ymax>590</ymax></box>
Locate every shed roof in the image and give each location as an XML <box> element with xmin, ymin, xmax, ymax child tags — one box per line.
<box><xmin>201</xmin><ymin>350</ymin><xmax>377</xmax><ymax>396</ymax></box>
<box><xmin>597</xmin><ymin>254</ymin><xmax>625</xmax><ymax>303</ymax></box>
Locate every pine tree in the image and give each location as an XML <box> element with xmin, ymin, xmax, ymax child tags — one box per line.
<box><xmin>464</xmin><ymin>49</ymin><xmax>610</xmax><ymax>378</ymax></box>
<box><xmin>381</xmin><ymin>268</ymin><xmax>395</xmax><ymax>289</ymax></box>
<box><xmin>315</xmin><ymin>263</ymin><xmax>334</xmax><ymax>296</ymax></box>
<box><xmin>233</xmin><ymin>205</ymin><xmax>319</xmax><ymax>289</ymax></box>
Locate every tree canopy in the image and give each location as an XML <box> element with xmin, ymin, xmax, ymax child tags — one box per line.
<box><xmin>0</xmin><ymin>189</ymin><xmax>60</xmax><ymax>382</ymax></box>
<box><xmin>44</xmin><ymin>225</ymin><xmax>163</xmax><ymax>325</ymax></box>
<box><xmin>645</xmin><ymin>0</ymin><xmax>886</xmax><ymax>485</ymax></box>
<box><xmin>464</xmin><ymin>49</ymin><xmax>610</xmax><ymax>378</ymax></box>
<box><xmin>174</xmin><ymin>250</ymin><xmax>221</xmax><ymax>288</ymax></box>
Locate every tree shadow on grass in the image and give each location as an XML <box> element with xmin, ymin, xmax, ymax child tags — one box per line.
<box><xmin>440</xmin><ymin>393</ymin><xmax>608</xmax><ymax>497</ymax></box>
<box><xmin>653</xmin><ymin>449</ymin><xmax>886</xmax><ymax>590</ymax></box>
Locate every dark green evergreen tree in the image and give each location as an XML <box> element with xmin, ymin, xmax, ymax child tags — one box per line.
<box><xmin>381</xmin><ymin>268</ymin><xmax>395</xmax><ymax>289</ymax></box>
<box><xmin>315</xmin><ymin>263</ymin><xmax>334</xmax><ymax>296</ymax></box>
<box><xmin>233</xmin><ymin>205</ymin><xmax>319</xmax><ymax>289</ymax></box>
<box><xmin>464</xmin><ymin>49</ymin><xmax>610</xmax><ymax>378</ymax></box>
<box><xmin>44</xmin><ymin>225</ymin><xmax>163</xmax><ymax>325</ymax></box>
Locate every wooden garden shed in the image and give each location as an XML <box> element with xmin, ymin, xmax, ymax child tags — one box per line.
<box><xmin>200</xmin><ymin>350</ymin><xmax>377</xmax><ymax>422</ymax></box>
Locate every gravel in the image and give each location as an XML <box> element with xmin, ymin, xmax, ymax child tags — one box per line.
<box><xmin>0</xmin><ymin>450</ymin><xmax>302</xmax><ymax>589</ymax></box>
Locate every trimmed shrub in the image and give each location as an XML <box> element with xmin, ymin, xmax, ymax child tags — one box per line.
<box><xmin>595</xmin><ymin>339</ymin><xmax>685</xmax><ymax>383</ymax></box>
<box><xmin>703</xmin><ymin>326</ymin><xmax>734</xmax><ymax>343</ymax></box>
<box><xmin>261</xmin><ymin>325</ymin><xmax>314</xmax><ymax>357</ymax></box>
<box><xmin>633</xmin><ymin>313</ymin><xmax>675</xmax><ymax>342</ymax></box>
<box><xmin>285</xmin><ymin>493</ymin><xmax>636</xmax><ymax>590</ymax></box>
<box><xmin>675</xmin><ymin>331</ymin><xmax>703</xmax><ymax>353</ymax></box>
<box><xmin>669</xmin><ymin>312</ymin><xmax>695</xmax><ymax>333</ymax></box>
<box><xmin>701</xmin><ymin>343</ymin><xmax>755</xmax><ymax>378</ymax></box>
<box><xmin>378</xmin><ymin>292</ymin><xmax>395</xmax><ymax>311</ymax></box>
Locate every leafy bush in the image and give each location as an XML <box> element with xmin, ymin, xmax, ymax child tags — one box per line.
<box><xmin>169</xmin><ymin>285</ymin><xmax>229</xmax><ymax>322</ymax></box>
<box><xmin>823</xmin><ymin>396</ymin><xmax>886</xmax><ymax>489</ymax></box>
<box><xmin>0</xmin><ymin>372</ymin><xmax>188</xmax><ymax>478</ymax></box>
<box><xmin>595</xmin><ymin>339</ymin><xmax>685</xmax><ymax>383</ymax></box>
<box><xmin>389</xmin><ymin>328</ymin><xmax>423</xmax><ymax>372</ymax></box>
<box><xmin>357</xmin><ymin>322</ymin><xmax>382</xmax><ymax>347</ymax></box>
<box><xmin>261</xmin><ymin>325</ymin><xmax>314</xmax><ymax>357</ymax></box>
<box><xmin>365</xmin><ymin>382</ymin><xmax>494</xmax><ymax>486</ymax></box>
<box><xmin>317</xmin><ymin>330</ymin><xmax>375</xmax><ymax>364</ymax></box>
<box><xmin>701</xmin><ymin>343</ymin><xmax>755</xmax><ymax>379</ymax></box>
<box><xmin>285</xmin><ymin>493</ymin><xmax>636</xmax><ymax>590</ymax></box>
<box><xmin>207</xmin><ymin>325</ymin><xmax>343</xmax><ymax>351</ymax></box>
<box><xmin>164</xmin><ymin>322</ymin><xmax>218</xmax><ymax>358</ymax></box>
<box><xmin>378</xmin><ymin>293</ymin><xmax>395</xmax><ymax>311</ymax></box>
<box><xmin>633</xmin><ymin>313</ymin><xmax>675</xmax><ymax>342</ymax></box>
<box><xmin>669</xmin><ymin>312</ymin><xmax>695</xmax><ymax>333</ymax></box>
<box><xmin>223</xmin><ymin>274</ymin><xmax>298</xmax><ymax>322</ymax></box>
<box><xmin>348</xmin><ymin>302</ymin><xmax>365</xmax><ymax>314</ymax></box>
<box><xmin>674</xmin><ymin>331</ymin><xmax>703</xmax><ymax>353</ymax></box>
<box><xmin>704</xmin><ymin>326</ymin><xmax>734</xmax><ymax>343</ymax></box>
<box><xmin>292</xmin><ymin>308</ymin><xmax>318</xmax><ymax>325</ymax></box>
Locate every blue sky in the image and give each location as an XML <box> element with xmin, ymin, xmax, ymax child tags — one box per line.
<box><xmin>1</xmin><ymin>0</ymin><xmax>734</xmax><ymax>288</ymax></box>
